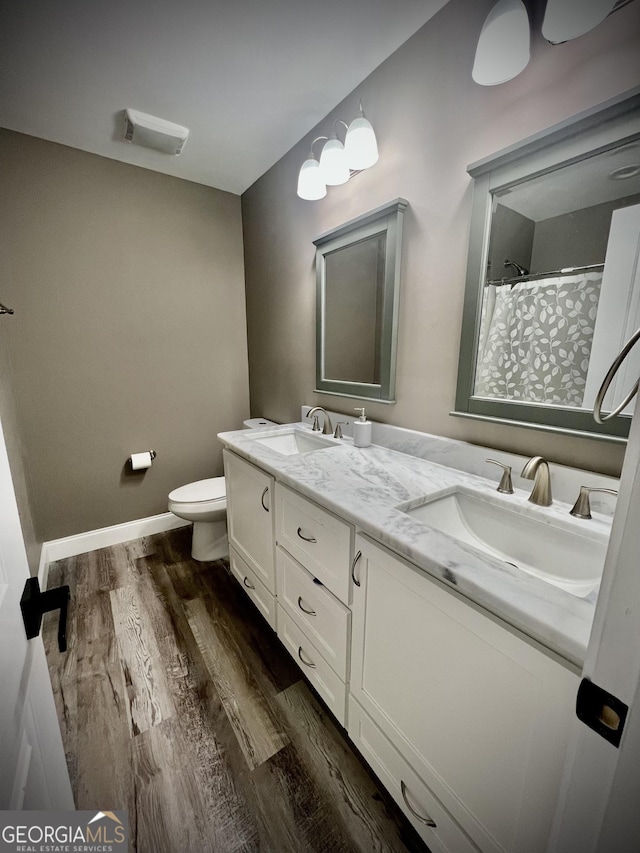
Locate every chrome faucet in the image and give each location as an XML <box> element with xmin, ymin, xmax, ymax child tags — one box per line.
<box><xmin>521</xmin><ymin>456</ymin><xmax>552</xmax><ymax>506</ymax></box>
<box><xmin>307</xmin><ymin>406</ymin><xmax>333</xmax><ymax>436</ymax></box>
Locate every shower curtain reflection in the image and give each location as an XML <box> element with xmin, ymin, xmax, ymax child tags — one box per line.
<box><xmin>474</xmin><ymin>272</ymin><xmax>603</xmax><ymax>406</ymax></box>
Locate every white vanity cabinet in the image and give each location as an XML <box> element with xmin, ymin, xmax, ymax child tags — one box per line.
<box><xmin>222</xmin><ymin>445</ymin><xmax>581</xmax><ymax>852</ymax></box>
<box><xmin>274</xmin><ymin>483</ymin><xmax>354</xmax><ymax>723</ymax></box>
<box><xmin>348</xmin><ymin>534</ymin><xmax>579</xmax><ymax>853</ymax></box>
<box><xmin>223</xmin><ymin>450</ymin><xmax>276</xmax><ymax>627</ymax></box>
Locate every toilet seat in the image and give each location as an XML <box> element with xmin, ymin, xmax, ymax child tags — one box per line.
<box><xmin>168</xmin><ymin>477</ymin><xmax>227</xmax><ymax>525</ymax></box>
<box><xmin>168</xmin><ymin>477</ymin><xmax>226</xmax><ymax>504</ymax></box>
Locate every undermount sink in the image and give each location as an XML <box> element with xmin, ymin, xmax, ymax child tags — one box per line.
<box><xmin>250</xmin><ymin>428</ymin><xmax>339</xmax><ymax>456</ymax></box>
<box><xmin>399</xmin><ymin>488</ymin><xmax>608</xmax><ymax>597</ymax></box>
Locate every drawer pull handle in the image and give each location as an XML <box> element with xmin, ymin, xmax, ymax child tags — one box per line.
<box><xmin>297</xmin><ymin>527</ymin><xmax>317</xmax><ymax>543</ymax></box>
<box><xmin>243</xmin><ymin>577</ymin><xmax>255</xmax><ymax>590</ymax></box>
<box><xmin>351</xmin><ymin>550</ymin><xmax>362</xmax><ymax>587</ymax></box>
<box><xmin>400</xmin><ymin>780</ymin><xmax>436</xmax><ymax>827</ymax></box>
<box><xmin>261</xmin><ymin>486</ymin><xmax>270</xmax><ymax>512</ymax></box>
<box><xmin>297</xmin><ymin>646</ymin><xmax>317</xmax><ymax>668</ymax></box>
<box><xmin>297</xmin><ymin>596</ymin><xmax>316</xmax><ymax>616</ymax></box>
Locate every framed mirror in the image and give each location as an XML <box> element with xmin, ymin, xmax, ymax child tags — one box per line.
<box><xmin>314</xmin><ymin>198</ymin><xmax>408</xmax><ymax>402</ymax></box>
<box><xmin>454</xmin><ymin>87</ymin><xmax>640</xmax><ymax>442</ymax></box>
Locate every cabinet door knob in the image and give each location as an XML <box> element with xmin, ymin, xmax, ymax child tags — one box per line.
<box><xmin>351</xmin><ymin>550</ymin><xmax>362</xmax><ymax>587</ymax></box>
<box><xmin>297</xmin><ymin>596</ymin><xmax>316</xmax><ymax>616</ymax></box>
<box><xmin>261</xmin><ymin>486</ymin><xmax>270</xmax><ymax>512</ymax></box>
<box><xmin>297</xmin><ymin>527</ymin><xmax>317</xmax><ymax>543</ymax></box>
<box><xmin>400</xmin><ymin>780</ymin><xmax>436</xmax><ymax>827</ymax></box>
<box><xmin>297</xmin><ymin>646</ymin><xmax>317</xmax><ymax>668</ymax></box>
<box><xmin>243</xmin><ymin>577</ymin><xmax>255</xmax><ymax>590</ymax></box>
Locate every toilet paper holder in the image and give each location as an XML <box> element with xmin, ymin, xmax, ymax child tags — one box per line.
<box><xmin>128</xmin><ymin>450</ymin><xmax>157</xmax><ymax>470</ymax></box>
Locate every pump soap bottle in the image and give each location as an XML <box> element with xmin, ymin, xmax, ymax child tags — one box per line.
<box><xmin>353</xmin><ymin>408</ymin><xmax>372</xmax><ymax>448</ymax></box>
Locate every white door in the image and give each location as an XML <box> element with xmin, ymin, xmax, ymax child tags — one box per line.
<box><xmin>0</xmin><ymin>414</ymin><xmax>73</xmax><ymax>810</ymax></box>
<box><xmin>550</xmin><ymin>370</ymin><xmax>640</xmax><ymax>843</ymax></box>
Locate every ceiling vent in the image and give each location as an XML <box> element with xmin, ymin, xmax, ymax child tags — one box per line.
<box><xmin>123</xmin><ymin>109</ymin><xmax>189</xmax><ymax>155</ymax></box>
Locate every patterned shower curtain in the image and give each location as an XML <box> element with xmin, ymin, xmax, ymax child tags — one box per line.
<box><xmin>474</xmin><ymin>272</ymin><xmax>603</xmax><ymax>407</ymax></box>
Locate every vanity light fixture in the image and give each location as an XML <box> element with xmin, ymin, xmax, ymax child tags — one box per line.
<box><xmin>473</xmin><ymin>0</ymin><xmax>635</xmax><ymax>85</ymax></box>
<box><xmin>297</xmin><ymin>102</ymin><xmax>379</xmax><ymax>200</ymax></box>
<box><xmin>320</xmin><ymin>128</ymin><xmax>351</xmax><ymax>186</ymax></box>
<box><xmin>542</xmin><ymin>0</ymin><xmax>620</xmax><ymax>43</ymax></box>
<box><xmin>297</xmin><ymin>139</ymin><xmax>328</xmax><ymax>200</ymax></box>
<box><xmin>472</xmin><ymin>0</ymin><xmax>530</xmax><ymax>86</ymax></box>
<box><xmin>344</xmin><ymin>105</ymin><xmax>379</xmax><ymax>170</ymax></box>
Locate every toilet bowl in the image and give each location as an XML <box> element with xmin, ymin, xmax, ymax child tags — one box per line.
<box><xmin>168</xmin><ymin>478</ymin><xmax>228</xmax><ymax>561</ymax></box>
<box><xmin>168</xmin><ymin>417</ymin><xmax>276</xmax><ymax>561</ymax></box>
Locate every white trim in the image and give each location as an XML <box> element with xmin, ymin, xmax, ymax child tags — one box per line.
<box><xmin>38</xmin><ymin>512</ymin><xmax>189</xmax><ymax>586</ymax></box>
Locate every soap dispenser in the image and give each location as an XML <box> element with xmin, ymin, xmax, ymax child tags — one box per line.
<box><xmin>353</xmin><ymin>408</ymin><xmax>372</xmax><ymax>448</ymax></box>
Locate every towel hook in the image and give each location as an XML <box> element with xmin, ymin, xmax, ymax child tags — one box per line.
<box><xmin>0</xmin><ymin>302</ymin><xmax>14</xmax><ymax>315</ymax></box>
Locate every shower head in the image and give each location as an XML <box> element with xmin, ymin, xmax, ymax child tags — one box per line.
<box><xmin>504</xmin><ymin>258</ymin><xmax>529</xmax><ymax>276</ymax></box>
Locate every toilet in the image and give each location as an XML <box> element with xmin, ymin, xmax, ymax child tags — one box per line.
<box><xmin>168</xmin><ymin>417</ymin><xmax>275</xmax><ymax>561</ymax></box>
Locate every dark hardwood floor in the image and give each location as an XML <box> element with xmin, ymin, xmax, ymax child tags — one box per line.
<box><xmin>43</xmin><ymin>527</ymin><xmax>429</xmax><ymax>853</ymax></box>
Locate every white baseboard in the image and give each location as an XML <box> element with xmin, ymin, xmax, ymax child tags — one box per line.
<box><xmin>38</xmin><ymin>512</ymin><xmax>189</xmax><ymax>587</ymax></box>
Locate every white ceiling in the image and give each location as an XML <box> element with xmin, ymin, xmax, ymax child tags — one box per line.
<box><xmin>0</xmin><ymin>0</ymin><xmax>450</xmax><ymax>194</ymax></box>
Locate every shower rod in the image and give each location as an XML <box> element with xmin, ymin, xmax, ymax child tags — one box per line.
<box><xmin>485</xmin><ymin>262</ymin><xmax>605</xmax><ymax>287</ymax></box>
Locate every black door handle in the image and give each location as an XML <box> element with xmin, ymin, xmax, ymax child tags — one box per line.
<box><xmin>20</xmin><ymin>577</ymin><xmax>70</xmax><ymax>652</ymax></box>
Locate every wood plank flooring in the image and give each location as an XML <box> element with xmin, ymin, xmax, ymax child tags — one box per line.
<box><xmin>43</xmin><ymin>527</ymin><xmax>429</xmax><ymax>853</ymax></box>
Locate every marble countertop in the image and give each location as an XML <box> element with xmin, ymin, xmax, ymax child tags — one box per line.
<box><xmin>218</xmin><ymin>423</ymin><xmax>611</xmax><ymax>668</ymax></box>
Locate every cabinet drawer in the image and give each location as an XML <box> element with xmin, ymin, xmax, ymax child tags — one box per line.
<box><xmin>229</xmin><ymin>546</ymin><xmax>277</xmax><ymax>631</ymax></box>
<box><xmin>275</xmin><ymin>483</ymin><xmax>352</xmax><ymax>604</ymax></box>
<box><xmin>276</xmin><ymin>547</ymin><xmax>351</xmax><ymax>680</ymax></box>
<box><xmin>349</xmin><ymin>698</ymin><xmax>480</xmax><ymax>853</ymax></box>
<box><xmin>276</xmin><ymin>605</ymin><xmax>347</xmax><ymax>726</ymax></box>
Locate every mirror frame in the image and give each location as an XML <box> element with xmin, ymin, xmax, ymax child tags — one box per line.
<box><xmin>314</xmin><ymin>198</ymin><xmax>408</xmax><ymax>402</ymax></box>
<box><xmin>453</xmin><ymin>87</ymin><xmax>640</xmax><ymax>443</ymax></box>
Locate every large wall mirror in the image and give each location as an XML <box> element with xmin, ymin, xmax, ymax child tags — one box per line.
<box><xmin>454</xmin><ymin>87</ymin><xmax>640</xmax><ymax>442</ymax></box>
<box><xmin>314</xmin><ymin>198</ymin><xmax>407</xmax><ymax>402</ymax></box>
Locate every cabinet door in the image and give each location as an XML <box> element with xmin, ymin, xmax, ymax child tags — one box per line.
<box><xmin>350</xmin><ymin>534</ymin><xmax>579</xmax><ymax>853</ymax></box>
<box><xmin>223</xmin><ymin>450</ymin><xmax>275</xmax><ymax>593</ymax></box>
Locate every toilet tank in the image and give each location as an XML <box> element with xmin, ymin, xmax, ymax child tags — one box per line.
<box><xmin>243</xmin><ymin>417</ymin><xmax>276</xmax><ymax>429</ymax></box>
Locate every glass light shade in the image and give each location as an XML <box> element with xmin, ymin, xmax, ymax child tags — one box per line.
<box><xmin>345</xmin><ymin>117</ymin><xmax>379</xmax><ymax>170</ymax></box>
<box><xmin>472</xmin><ymin>0</ymin><xmax>530</xmax><ymax>86</ymax></box>
<box><xmin>542</xmin><ymin>0</ymin><xmax>617</xmax><ymax>42</ymax></box>
<box><xmin>319</xmin><ymin>137</ymin><xmax>350</xmax><ymax>186</ymax></box>
<box><xmin>297</xmin><ymin>157</ymin><xmax>327</xmax><ymax>200</ymax></box>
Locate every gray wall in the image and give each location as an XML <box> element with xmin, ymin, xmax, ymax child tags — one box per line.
<box><xmin>0</xmin><ymin>130</ymin><xmax>249</xmax><ymax>541</ymax></box>
<box><xmin>531</xmin><ymin>194</ymin><xmax>640</xmax><ymax>271</ymax></box>
<box><xmin>488</xmin><ymin>206</ymin><xmax>534</xmax><ymax>281</ymax></box>
<box><xmin>242</xmin><ymin>0</ymin><xmax>640</xmax><ymax>477</ymax></box>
